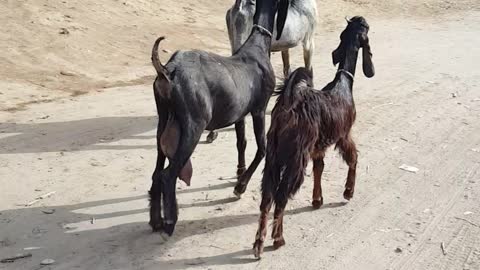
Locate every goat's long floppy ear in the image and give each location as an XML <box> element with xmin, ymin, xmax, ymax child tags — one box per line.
<box><xmin>361</xmin><ymin>35</ymin><xmax>375</xmax><ymax>77</ymax></box>
<box><xmin>276</xmin><ymin>0</ymin><xmax>289</xmax><ymax>40</ymax></box>
<box><xmin>332</xmin><ymin>44</ymin><xmax>343</xmax><ymax>66</ymax></box>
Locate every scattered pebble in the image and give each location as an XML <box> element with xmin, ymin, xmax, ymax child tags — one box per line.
<box><xmin>41</xmin><ymin>209</ymin><xmax>55</xmax><ymax>214</ymax></box>
<box><xmin>464</xmin><ymin>211</ymin><xmax>473</xmax><ymax>216</ymax></box>
<box><xmin>40</xmin><ymin>259</ymin><xmax>55</xmax><ymax>265</ymax></box>
<box><xmin>451</xmin><ymin>92</ymin><xmax>457</xmax><ymax>98</ymax></box>
<box><xmin>162</xmin><ymin>49</ymin><xmax>171</xmax><ymax>53</ymax></box>
<box><xmin>441</xmin><ymin>242</ymin><xmax>447</xmax><ymax>255</ymax></box>
<box><xmin>59</xmin><ymin>28</ymin><xmax>69</xmax><ymax>35</ymax></box>
<box><xmin>60</xmin><ymin>71</ymin><xmax>75</xmax><ymax>76</ymax></box>
<box><xmin>395</xmin><ymin>247</ymin><xmax>403</xmax><ymax>253</ymax></box>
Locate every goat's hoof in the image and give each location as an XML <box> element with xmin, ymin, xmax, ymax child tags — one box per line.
<box><xmin>253</xmin><ymin>240</ymin><xmax>264</xmax><ymax>259</ymax></box>
<box><xmin>149</xmin><ymin>220</ymin><xmax>163</xmax><ymax>232</ymax></box>
<box><xmin>273</xmin><ymin>239</ymin><xmax>285</xmax><ymax>250</ymax></box>
<box><xmin>233</xmin><ymin>189</ymin><xmax>242</xmax><ymax>199</ymax></box>
<box><xmin>206</xmin><ymin>131</ymin><xmax>218</xmax><ymax>143</ymax></box>
<box><xmin>343</xmin><ymin>188</ymin><xmax>354</xmax><ymax>201</ymax></box>
<box><xmin>162</xmin><ymin>223</ymin><xmax>176</xmax><ymax>236</ymax></box>
<box><xmin>233</xmin><ymin>183</ymin><xmax>247</xmax><ymax>198</ymax></box>
<box><xmin>312</xmin><ymin>198</ymin><xmax>323</xmax><ymax>209</ymax></box>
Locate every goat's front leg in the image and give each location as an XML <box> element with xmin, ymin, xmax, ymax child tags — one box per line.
<box><xmin>235</xmin><ymin>118</ymin><xmax>247</xmax><ymax>176</ymax></box>
<box><xmin>234</xmin><ymin>112</ymin><xmax>266</xmax><ymax>197</ymax></box>
<box><xmin>303</xmin><ymin>38</ymin><xmax>314</xmax><ymax>75</ymax></box>
<box><xmin>281</xmin><ymin>50</ymin><xmax>291</xmax><ymax>77</ymax></box>
<box><xmin>253</xmin><ymin>190</ymin><xmax>273</xmax><ymax>258</ymax></box>
<box><xmin>312</xmin><ymin>152</ymin><xmax>325</xmax><ymax>209</ymax></box>
<box><xmin>336</xmin><ymin>135</ymin><xmax>358</xmax><ymax>200</ymax></box>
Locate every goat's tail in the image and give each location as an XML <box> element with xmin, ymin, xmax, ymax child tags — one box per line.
<box><xmin>273</xmin><ymin>67</ymin><xmax>313</xmax><ymax>108</ymax></box>
<box><xmin>152</xmin><ymin>37</ymin><xmax>169</xmax><ymax>77</ymax></box>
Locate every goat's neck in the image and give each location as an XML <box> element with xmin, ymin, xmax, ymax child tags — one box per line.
<box><xmin>234</xmin><ymin>0</ymin><xmax>276</xmax><ymax>57</ymax></box>
<box><xmin>240</xmin><ymin>30</ymin><xmax>272</xmax><ymax>56</ymax></box>
<box><xmin>338</xmin><ymin>45</ymin><xmax>360</xmax><ymax>88</ymax></box>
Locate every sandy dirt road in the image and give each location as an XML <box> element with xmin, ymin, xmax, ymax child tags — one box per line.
<box><xmin>1</xmin><ymin>0</ymin><xmax>480</xmax><ymax>269</ymax></box>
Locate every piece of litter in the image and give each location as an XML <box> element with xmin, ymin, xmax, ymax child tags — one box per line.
<box><xmin>37</xmin><ymin>191</ymin><xmax>56</xmax><ymax>199</ymax></box>
<box><xmin>454</xmin><ymin>217</ymin><xmax>480</xmax><ymax>228</ymax></box>
<box><xmin>423</xmin><ymin>208</ymin><xmax>431</xmax><ymax>213</ymax></box>
<box><xmin>471</xmin><ymin>148</ymin><xmax>480</xmax><ymax>153</ymax></box>
<box><xmin>25</xmin><ymin>200</ymin><xmax>39</xmax><ymax>207</ymax></box>
<box><xmin>218</xmin><ymin>176</ymin><xmax>236</xmax><ymax>180</ymax></box>
<box><xmin>90</xmin><ymin>217</ymin><xmax>95</xmax><ymax>224</ymax></box>
<box><xmin>441</xmin><ymin>242</ymin><xmax>447</xmax><ymax>255</ymax></box>
<box><xmin>41</xmin><ymin>209</ymin><xmax>55</xmax><ymax>214</ymax></box>
<box><xmin>326</xmin><ymin>233</ymin><xmax>335</xmax><ymax>238</ymax></box>
<box><xmin>1</xmin><ymin>253</ymin><xmax>32</xmax><ymax>263</ymax></box>
<box><xmin>399</xmin><ymin>164</ymin><xmax>419</xmax><ymax>173</ymax></box>
<box><xmin>451</xmin><ymin>93</ymin><xmax>457</xmax><ymax>98</ymax></box>
<box><xmin>23</xmin><ymin>247</ymin><xmax>42</xmax><ymax>251</ymax></box>
<box><xmin>40</xmin><ymin>259</ymin><xmax>55</xmax><ymax>265</ymax></box>
<box><xmin>185</xmin><ymin>258</ymin><xmax>205</xmax><ymax>266</ymax></box>
<box><xmin>464</xmin><ymin>211</ymin><xmax>473</xmax><ymax>216</ymax></box>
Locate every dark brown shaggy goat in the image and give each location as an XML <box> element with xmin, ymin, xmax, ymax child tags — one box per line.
<box><xmin>253</xmin><ymin>16</ymin><xmax>375</xmax><ymax>258</ymax></box>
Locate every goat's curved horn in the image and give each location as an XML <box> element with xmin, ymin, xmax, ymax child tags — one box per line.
<box><xmin>345</xmin><ymin>16</ymin><xmax>351</xmax><ymax>23</ymax></box>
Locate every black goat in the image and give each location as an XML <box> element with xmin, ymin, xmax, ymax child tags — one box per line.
<box><xmin>150</xmin><ymin>0</ymin><xmax>291</xmax><ymax>236</ymax></box>
<box><xmin>253</xmin><ymin>16</ymin><xmax>375</xmax><ymax>257</ymax></box>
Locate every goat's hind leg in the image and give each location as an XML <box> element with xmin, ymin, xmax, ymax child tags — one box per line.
<box><xmin>149</xmin><ymin>99</ymin><xmax>168</xmax><ymax>232</ymax></box>
<box><xmin>206</xmin><ymin>130</ymin><xmax>218</xmax><ymax>143</ymax></box>
<box><xmin>336</xmin><ymin>135</ymin><xmax>358</xmax><ymax>200</ymax></box>
<box><xmin>253</xmin><ymin>188</ymin><xmax>273</xmax><ymax>258</ymax></box>
<box><xmin>160</xmin><ymin>118</ymin><xmax>205</xmax><ymax>235</ymax></box>
<box><xmin>150</xmin><ymin>128</ymin><xmax>166</xmax><ymax>231</ymax></box>
<box><xmin>311</xmin><ymin>150</ymin><xmax>325</xmax><ymax>209</ymax></box>
<box><xmin>271</xmin><ymin>180</ymin><xmax>288</xmax><ymax>250</ymax></box>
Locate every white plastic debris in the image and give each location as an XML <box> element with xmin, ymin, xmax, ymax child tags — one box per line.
<box><xmin>399</xmin><ymin>164</ymin><xmax>419</xmax><ymax>173</ymax></box>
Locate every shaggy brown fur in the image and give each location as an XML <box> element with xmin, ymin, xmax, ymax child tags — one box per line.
<box><xmin>253</xmin><ymin>16</ymin><xmax>375</xmax><ymax>258</ymax></box>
